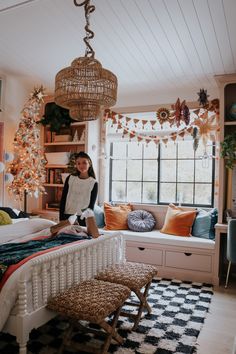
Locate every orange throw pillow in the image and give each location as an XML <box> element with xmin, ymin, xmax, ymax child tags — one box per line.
<box><xmin>104</xmin><ymin>203</ymin><xmax>132</xmax><ymax>230</ymax></box>
<box><xmin>161</xmin><ymin>204</ymin><xmax>197</xmax><ymax>237</ymax></box>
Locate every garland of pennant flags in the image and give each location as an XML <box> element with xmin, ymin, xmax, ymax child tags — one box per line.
<box><xmin>103</xmin><ymin>98</ymin><xmax>219</xmax><ymax>146</ymax></box>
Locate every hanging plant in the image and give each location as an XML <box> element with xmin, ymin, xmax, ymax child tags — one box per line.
<box><xmin>39</xmin><ymin>102</ymin><xmax>74</xmax><ymax>132</ymax></box>
<box><xmin>220</xmin><ymin>131</ymin><xmax>236</xmax><ymax>169</ymax></box>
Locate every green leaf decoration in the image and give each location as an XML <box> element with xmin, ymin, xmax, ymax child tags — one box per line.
<box><xmin>220</xmin><ymin>131</ymin><xmax>236</xmax><ymax>169</ymax></box>
<box><xmin>39</xmin><ymin>102</ymin><xmax>74</xmax><ymax>132</ymax></box>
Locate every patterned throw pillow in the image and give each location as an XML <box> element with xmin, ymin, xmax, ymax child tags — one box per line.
<box><xmin>0</xmin><ymin>210</ymin><xmax>12</xmax><ymax>225</ymax></box>
<box><xmin>128</xmin><ymin>210</ymin><xmax>156</xmax><ymax>232</ymax></box>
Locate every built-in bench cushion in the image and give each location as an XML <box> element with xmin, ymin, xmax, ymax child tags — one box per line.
<box><xmin>102</xmin><ymin>229</ymin><xmax>215</xmax><ymax>250</ymax></box>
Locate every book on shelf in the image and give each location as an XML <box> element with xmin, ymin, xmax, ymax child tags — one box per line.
<box><xmin>55</xmin><ymin>187</ymin><xmax>63</xmax><ymax>202</ymax></box>
<box><xmin>46</xmin><ymin>202</ymin><xmax>60</xmax><ymax>210</ymax></box>
<box><xmin>49</xmin><ymin>169</ymin><xmax>55</xmax><ymax>184</ymax></box>
<box><xmin>54</xmin><ymin>169</ymin><xmax>63</xmax><ymax>184</ymax></box>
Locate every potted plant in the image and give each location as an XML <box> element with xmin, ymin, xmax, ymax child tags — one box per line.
<box><xmin>220</xmin><ymin>131</ymin><xmax>236</xmax><ymax>169</ymax></box>
<box><xmin>39</xmin><ymin>102</ymin><xmax>74</xmax><ymax>132</ymax></box>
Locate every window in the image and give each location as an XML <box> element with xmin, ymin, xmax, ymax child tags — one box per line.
<box><xmin>109</xmin><ymin>140</ymin><xmax>215</xmax><ymax>207</ymax></box>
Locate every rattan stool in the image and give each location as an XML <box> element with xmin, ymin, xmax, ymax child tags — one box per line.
<box><xmin>96</xmin><ymin>262</ymin><xmax>157</xmax><ymax>330</ymax></box>
<box><xmin>47</xmin><ymin>279</ymin><xmax>131</xmax><ymax>354</ymax></box>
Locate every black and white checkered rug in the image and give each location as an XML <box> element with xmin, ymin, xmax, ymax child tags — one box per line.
<box><xmin>0</xmin><ymin>278</ymin><xmax>213</xmax><ymax>354</ymax></box>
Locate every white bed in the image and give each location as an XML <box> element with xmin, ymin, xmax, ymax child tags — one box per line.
<box><xmin>0</xmin><ymin>218</ymin><xmax>125</xmax><ymax>354</ymax></box>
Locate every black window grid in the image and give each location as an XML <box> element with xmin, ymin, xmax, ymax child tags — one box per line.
<box><xmin>109</xmin><ymin>142</ymin><xmax>215</xmax><ymax>207</ymax></box>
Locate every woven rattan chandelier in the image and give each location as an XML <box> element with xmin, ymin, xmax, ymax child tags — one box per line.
<box><xmin>54</xmin><ymin>0</ymin><xmax>118</xmax><ymax>122</ymax></box>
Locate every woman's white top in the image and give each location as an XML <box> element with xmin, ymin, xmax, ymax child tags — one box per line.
<box><xmin>65</xmin><ymin>176</ymin><xmax>96</xmax><ymax>215</ymax></box>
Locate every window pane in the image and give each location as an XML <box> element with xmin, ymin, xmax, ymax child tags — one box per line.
<box><xmin>195</xmin><ymin>184</ymin><xmax>212</xmax><ymax>205</ymax></box>
<box><xmin>161</xmin><ymin>141</ymin><xmax>176</xmax><ymax>158</ymax></box>
<box><xmin>128</xmin><ymin>142</ymin><xmax>142</xmax><ymax>158</ymax></box>
<box><xmin>177</xmin><ymin>183</ymin><xmax>194</xmax><ymax>204</ymax></box>
<box><xmin>195</xmin><ymin>142</ymin><xmax>213</xmax><ymax>158</ymax></box>
<box><xmin>111</xmin><ymin>182</ymin><xmax>126</xmax><ymax>202</ymax></box>
<box><xmin>195</xmin><ymin>160</ymin><xmax>213</xmax><ymax>182</ymax></box>
<box><xmin>160</xmin><ymin>160</ymin><xmax>176</xmax><ymax>182</ymax></box>
<box><xmin>112</xmin><ymin>142</ymin><xmax>126</xmax><ymax>158</ymax></box>
<box><xmin>143</xmin><ymin>160</ymin><xmax>158</xmax><ymax>181</ymax></box>
<box><xmin>142</xmin><ymin>182</ymin><xmax>157</xmax><ymax>203</ymax></box>
<box><xmin>112</xmin><ymin>160</ymin><xmax>126</xmax><ymax>180</ymax></box>
<box><xmin>127</xmin><ymin>160</ymin><xmax>142</xmax><ymax>180</ymax></box>
<box><xmin>178</xmin><ymin>141</ymin><xmax>194</xmax><ymax>158</ymax></box>
<box><xmin>127</xmin><ymin>182</ymin><xmax>141</xmax><ymax>202</ymax></box>
<box><xmin>177</xmin><ymin>160</ymin><xmax>194</xmax><ymax>182</ymax></box>
<box><xmin>144</xmin><ymin>143</ymin><xmax>159</xmax><ymax>158</ymax></box>
<box><xmin>159</xmin><ymin>183</ymin><xmax>176</xmax><ymax>203</ymax></box>
<box><xmin>109</xmin><ymin>131</ymin><xmax>214</xmax><ymax>207</ymax></box>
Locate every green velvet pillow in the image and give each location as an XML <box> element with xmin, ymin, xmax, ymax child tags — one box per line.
<box><xmin>0</xmin><ymin>210</ymin><xmax>12</xmax><ymax>225</ymax></box>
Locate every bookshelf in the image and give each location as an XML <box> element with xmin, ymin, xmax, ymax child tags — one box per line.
<box><xmin>34</xmin><ymin>97</ymin><xmax>89</xmax><ymax>222</ymax></box>
<box><xmin>215</xmin><ymin>74</ymin><xmax>236</xmax><ymax>223</ymax></box>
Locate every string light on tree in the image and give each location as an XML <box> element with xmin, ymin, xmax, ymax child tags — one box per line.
<box><xmin>8</xmin><ymin>86</ymin><xmax>47</xmax><ymax>207</ymax></box>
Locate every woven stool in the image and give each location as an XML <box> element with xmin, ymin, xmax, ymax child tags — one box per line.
<box><xmin>96</xmin><ymin>262</ymin><xmax>157</xmax><ymax>330</ymax></box>
<box><xmin>47</xmin><ymin>279</ymin><xmax>131</xmax><ymax>354</ymax></box>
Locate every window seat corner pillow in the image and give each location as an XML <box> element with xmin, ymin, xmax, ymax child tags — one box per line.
<box><xmin>93</xmin><ymin>204</ymin><xmax>105</xmax><ymax>228</ymax></box>
<box><xmin>104</xmin><ymin>203</ymin><xmax>132</xmax><ymax>230</ymax></box>
<box><xmin>160</xmin><ymin>204</ymin><xmax>197</xmax><ymax>237</ymax></box>
<box><xmin>128</xmin><ymin>210</ymin><xmax>156</xmax><ymax>232</ymax></box>
<box><xmin>192</xmin><ymin>208</ymin><xmax>218</xmax><ymax>239</ymax></box>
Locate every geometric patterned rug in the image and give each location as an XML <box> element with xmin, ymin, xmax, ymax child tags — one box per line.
<box><xmin>0</xmin><ymin>278</ymin><xmax>213</xmax><ymax>354</ymax></box>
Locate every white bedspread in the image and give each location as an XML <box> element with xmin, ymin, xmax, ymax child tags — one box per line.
<box><xmin>0</xmin><ymin>218</ymin><xmax>56</xmax><ymax>244</ymax></box>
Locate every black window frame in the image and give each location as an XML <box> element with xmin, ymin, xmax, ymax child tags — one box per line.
<box><xmin>109</xmin><ymin>141</ymin><xmax>215</xmax><ymax>208</ymax></box>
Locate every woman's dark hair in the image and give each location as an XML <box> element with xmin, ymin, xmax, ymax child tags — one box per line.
<box><xmin>75</xmin><ymin>151</ymin><xmax>96</xmax><ymax>179</ymax></box>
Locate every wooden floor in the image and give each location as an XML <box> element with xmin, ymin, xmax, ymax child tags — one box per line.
<box><xmin>196</xmin><ymin>275</ymin><xmax>236</xmax><ymax>354</ymax></box>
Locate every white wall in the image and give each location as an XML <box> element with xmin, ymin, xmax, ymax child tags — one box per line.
<box><xmin>0</xmin><ymin>74</ymin><xmax>39</xmax><ymax>211</ymax></box>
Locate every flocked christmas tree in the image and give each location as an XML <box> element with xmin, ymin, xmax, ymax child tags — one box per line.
<box><xmin>8</xmin><ymin>86</ymin><xmax>47</xmax><ymax>209</ymax></box>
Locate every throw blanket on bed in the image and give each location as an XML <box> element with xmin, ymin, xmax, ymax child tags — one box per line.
<box><xmin>0</xmin><ymin>233</ymin><xmax>92</xmax><ymax>283</ymax></box>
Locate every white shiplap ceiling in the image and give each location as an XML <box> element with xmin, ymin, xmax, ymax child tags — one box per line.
<box><xmin>0</xmin><ymin>0</ymin><xmax>236</xmax><ymax>108</ymax></box>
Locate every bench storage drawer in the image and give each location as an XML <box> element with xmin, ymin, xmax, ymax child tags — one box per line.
<box><xmin>126</xmin><ymin>245</ymin><xmax>162</xmax><ymax>266</ymax></box>
<box><xmin>165</xmin><ymin>251</ymin><xmax>212</xmax><ymax>273</ymax></box>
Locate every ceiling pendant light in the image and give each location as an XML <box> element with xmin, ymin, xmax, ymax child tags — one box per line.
<box><xmin>54</xmin><ymin>0</ymin><xmax>118</xmax><ymax>122</ymax></box>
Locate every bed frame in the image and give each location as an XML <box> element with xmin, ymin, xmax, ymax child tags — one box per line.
<box><xmin>2</xmin><ymin>233</ymin><xmax>125</xmax><ymax>354</ymax></box>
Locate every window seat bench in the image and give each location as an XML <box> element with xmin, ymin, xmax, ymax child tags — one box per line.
<box><xmin>100</xmin><ymin>204</ymin><xmax>219</xmax><ymax>286</ymax></box>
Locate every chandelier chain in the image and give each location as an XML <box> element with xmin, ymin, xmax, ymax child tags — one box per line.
<box><xmin>74</xmin><ymin>0</ymin><xmax>95</xmax><ymax>58</ymax></box>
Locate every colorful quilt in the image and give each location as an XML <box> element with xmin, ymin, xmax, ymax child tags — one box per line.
<box><xmin>0</xmin><ymin>233</ymin><xmax>91</xmax><ymax>284</ymax></box>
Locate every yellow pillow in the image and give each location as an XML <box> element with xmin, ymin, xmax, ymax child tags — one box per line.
<box><xmin>0</xmin><ymin>210</ymin><xmax>12</xmax><ymax>225</ymax></box>
<box><xmin>160</xmin><ymin>204</ymin><xmax>196</xmax><ymax>237</ymax></box>
<box><xmin>104</xmin><ymin>203</ymin><xmax>132</xmax><ymax>230</ymax></box>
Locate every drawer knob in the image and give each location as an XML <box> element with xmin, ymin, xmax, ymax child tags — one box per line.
<box><xmin>184</xmin><ymin>252</ymin><xmax>192</xmax><ymax>256</ymax></box>
<box><xmin>138</xmin><ymin>247</ymin><xmax>145</xmax><ymax>251</ymax></box>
